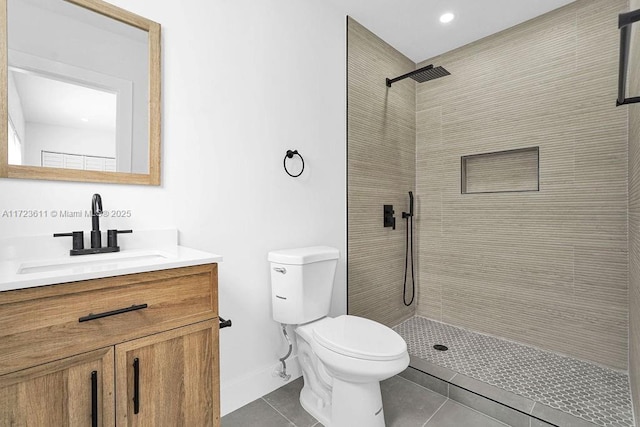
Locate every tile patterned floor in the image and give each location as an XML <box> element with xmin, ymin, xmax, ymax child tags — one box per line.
<box><xmin>222</xmin><ymin>376</ymin><xmax>513</xmax><ymax>427</ymax></box>
<box><xmin>393</xmin><ymin>316</ymin><xmax>634</xmax><ymax>427</ymax></box>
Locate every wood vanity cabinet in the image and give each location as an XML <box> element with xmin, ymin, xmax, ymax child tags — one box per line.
<box><xmin>0</xmin><ymin>347</ymin><xmax>115</xmax><ymax>425</ymax></box>
<box><xmin>0</xmin><ymin>264</ymin><xmax>220</xmax><ymax>426</ymax></box>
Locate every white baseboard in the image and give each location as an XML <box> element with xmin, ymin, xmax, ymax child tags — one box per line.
<box><xmin>220</xmin><ymin>355</ymin><xmax>302</xmax><ymax>416</ymax></box>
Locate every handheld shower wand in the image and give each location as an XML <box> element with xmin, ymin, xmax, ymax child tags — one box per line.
<box><xmin>402</xmin><ymin>191</ymin><xmax>414</xmax><ymax>219</ymax></box>
<box><xmin>410</xmin><ymin>191</ymin><xmax>413</xmax><ymax>216</ymax></box>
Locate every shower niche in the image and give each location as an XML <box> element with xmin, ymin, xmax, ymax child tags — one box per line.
<box><xmin>461</xmin><ymin>146</ymin><xmax>539</xmax><ymax>194</ymax></box>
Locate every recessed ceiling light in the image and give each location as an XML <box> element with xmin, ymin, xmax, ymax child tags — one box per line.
<box><xmin>81</xmin><ymin>118</ymin><xmax>89</xmax><ymax>122</ymax></box>
<box><xmin>440</xmin><ymin>12</ymin><xmax>455</xmax><ymax>24</ymax></box>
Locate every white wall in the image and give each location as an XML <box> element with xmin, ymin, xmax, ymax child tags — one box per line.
<box><xmin>7</xmin><ymin>71</ymin><xmax>25</xmax><ymax>142</ymax></box>
<box><xmin>25</xmin><ymin>122</ymin><xmax>115</xmax><ymax>166</ymax></box>
<box><xmin>0</xmin><ymin>0</ymin><xmax>347</xmax><ymax>415</ymax></box>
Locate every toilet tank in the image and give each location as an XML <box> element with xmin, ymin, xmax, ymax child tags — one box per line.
<box><xmin>268</xmin><ymin>246</ymin><xmax>339</xmax><ymax>325</ymax></box>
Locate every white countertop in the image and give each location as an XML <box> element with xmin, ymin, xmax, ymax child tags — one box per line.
<box><xmin>0</xmin><ymin>229</ymin><xmax>222</xmax><ymax>292</ymax></box>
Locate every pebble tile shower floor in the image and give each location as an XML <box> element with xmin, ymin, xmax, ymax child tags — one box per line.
<box><xmin>393</xmin><ymin>316</ymin><xmax>634</xmax><ymax>427</ymax></box>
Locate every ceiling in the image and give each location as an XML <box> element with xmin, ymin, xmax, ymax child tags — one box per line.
<box><xmin>11</xmin><ymin>70</ymin><xmax>116</xmax><ymax>131</ymax></box>
<box><xmin>327</xmin><ymin>0</ymin><xmax>576</xmax><ymax>62</ymax></box>
<box><xmin>20</xmin><ymin>0</ymin><xmax>147</xmax><ymax>44</ymax></box>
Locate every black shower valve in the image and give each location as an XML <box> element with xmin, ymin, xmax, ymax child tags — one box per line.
<box><xmin>383</xmin><ymin>205</ymin><xmax>396</xmax><ymax>230</ymax></box>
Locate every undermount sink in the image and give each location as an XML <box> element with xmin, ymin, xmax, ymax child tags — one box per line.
<box><xmin>0</xmin><ymin>229</ymin><xmax>222</xmax><ymax>292</ymax></box>
<box><xmin>17</xmin><ymin>250</ymin><xmax>172</xmax><ymax>275</ymax></box>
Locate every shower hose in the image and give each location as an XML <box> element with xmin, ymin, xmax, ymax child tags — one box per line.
<box><xmin>403</xmin><ymin>212</ymin><xmax>415</xmax><ymax>306</ymax></box>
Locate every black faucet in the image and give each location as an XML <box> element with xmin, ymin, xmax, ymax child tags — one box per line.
<box><xmin>91</xmin><ymin>193</ymin><xmax>103</xmax><ymax>249</ymax></box>
<box><xmin>54</xmin><ymin>193</ymin><xmax>132</xmax><ymax>256</ymax></box>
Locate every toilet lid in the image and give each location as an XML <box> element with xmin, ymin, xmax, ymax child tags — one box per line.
<box><xmin>312</xmin><ymin>315</ymin><xmax>407</xmax><ymax>361</ymax></box>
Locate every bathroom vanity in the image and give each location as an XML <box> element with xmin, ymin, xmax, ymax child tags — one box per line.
<box><xmin>0</xmin><ymin>232</ymin><xmax>222</xmax><ymax>426</ymax></box>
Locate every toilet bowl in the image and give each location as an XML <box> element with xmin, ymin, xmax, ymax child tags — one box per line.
<box><xmin>295</xmin><ymin>315</ymin><xmax>409</xmax><ymax>427</ymax></box>
<box><xmin>268</xmin><ymin>246</ymin><xmax>409</xmax><ymax>427</ymax></box>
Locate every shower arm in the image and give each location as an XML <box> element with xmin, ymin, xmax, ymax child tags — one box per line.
<box><xmin>386</xmin><ymin>64</ymin><xmax>434</xmax><ymax>87</ymax></box>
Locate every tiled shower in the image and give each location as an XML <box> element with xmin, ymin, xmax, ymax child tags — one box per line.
<box><xmin>348</xmin><ymin>0</ymin><xmax>640</xmax><ymax>425</ymax></box>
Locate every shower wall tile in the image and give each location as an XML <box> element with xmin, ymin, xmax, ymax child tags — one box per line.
<box><xmin>628</xmin><ymin>0</ymin><xmax>640</xmax><ymax>423</ymax></box>
<box><xmin>415</xmin><ymin>0</ymin><xmax>630</xmax><ymax>369</ymax></box>
<box><xmin>462</xmin><ymin>148</ymin><xmax>539</xmax><ymax>194</ymax></box>
<box><xmin>347</xmin><ymin>18</ymin><xmax>416</xmax><ymax>327</ymax></box>
<box><xmin>416</xmin><ymin>105</ymin><xmax>444</xmax><ymax>319</ymax></box>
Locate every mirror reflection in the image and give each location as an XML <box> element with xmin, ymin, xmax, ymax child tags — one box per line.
<box><xmin>7</xmin><ymin>0</ymin><xmax>150</xmax><ymax>174</ymax></box>
<box><xmin>9</xmin><ymin>68</ymin><xmax>118</xmax><ymax>171</ymax></box>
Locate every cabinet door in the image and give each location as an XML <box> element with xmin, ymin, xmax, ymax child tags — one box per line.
<box><xmin>0</xmin><ymin>347</ymin><xmax>115</xmax><ymax>426</ymax></box>
<box><xmin>115</xmin><ymin>320</ymin><xmax>219</xmax><ymax>426</ymax></box>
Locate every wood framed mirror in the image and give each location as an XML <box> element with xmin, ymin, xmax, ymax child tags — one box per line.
<box><xmin>0</xmin><ymin>0</ymin><xmax>161</xmax><ymax>185</ymax></box>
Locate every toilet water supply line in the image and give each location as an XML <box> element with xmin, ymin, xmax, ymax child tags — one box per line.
<box><xmin>277</xmin><ymin>323</ymin><xmax>293</xmax><ymax>381</ymax></box>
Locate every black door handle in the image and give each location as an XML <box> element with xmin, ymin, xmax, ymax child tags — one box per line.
<box><xmin>91</xmin><ymin>371</ymin><xmax>98</xmax><ymax>427</ymax></box>
<box><xmin>133</xmin><ymin>358</ymin><xmax>140</xmax><ymax>414</ymax></box>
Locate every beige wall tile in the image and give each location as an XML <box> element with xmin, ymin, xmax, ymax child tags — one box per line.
<box><xmin>347</xmin><ymin>18</ymin><xmax>416</xmax><ymax>326</ymax></box>
<box><xmin>628</xmin><ymin>0</ymin><xmax>640</xmax><ymax>421</ymax></box>
<box><xmin>348</xmin><ymin>0</ymin><xmax>631</xmax><ymax>371</ymax></box>
<box><xmin>416</xmin><ymin>0</ymin><xmax>629</xmax><ymax>369</ymax></box>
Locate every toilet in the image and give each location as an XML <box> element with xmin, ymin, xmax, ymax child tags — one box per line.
<box><xmin>268</xmin><ymin>246</ymin><xmax>409</xmax><ymax>427</ymax></box>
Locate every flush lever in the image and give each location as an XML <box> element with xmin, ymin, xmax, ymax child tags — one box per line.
<box><xmin>273</xmin><ymin>267</ymin><xmax>287</xmax><ymax>274</ymax></box>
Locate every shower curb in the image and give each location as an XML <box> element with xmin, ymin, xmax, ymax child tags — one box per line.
<box><xmin>401</xmin><ymin>356</ymin><xmax>599</xmax><ymax>427</ymax></box>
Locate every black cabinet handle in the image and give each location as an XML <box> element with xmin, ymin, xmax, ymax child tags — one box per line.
<box><xmin>79</xmin><ymin>304</ymin><xmax>148</xmax><ymax>323</ymax></box>
<box><xmin>133</xmin><ymin>358</ymin><xmax>140</xmax><ymax>415</ymax></box>
<box><xmin>91</xmin><ymin>371</ymin><xmax>98</xmax><ymax>427</ymax></box>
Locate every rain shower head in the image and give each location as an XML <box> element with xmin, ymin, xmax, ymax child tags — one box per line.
<box><xmin>410</xmin><ymin>65</ymin><xmax>450</xmax><ymax>83</ymax></box>
<box><xmin>386</xmin><ymin>64</ymin><xmax>451</xmax><ymax>87</ymax></box>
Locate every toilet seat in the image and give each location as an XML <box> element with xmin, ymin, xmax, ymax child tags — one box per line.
<box><xmin>312</xmin><ymin>315</ymin><xmax>407</xmax><ymax>361</ymax></box>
